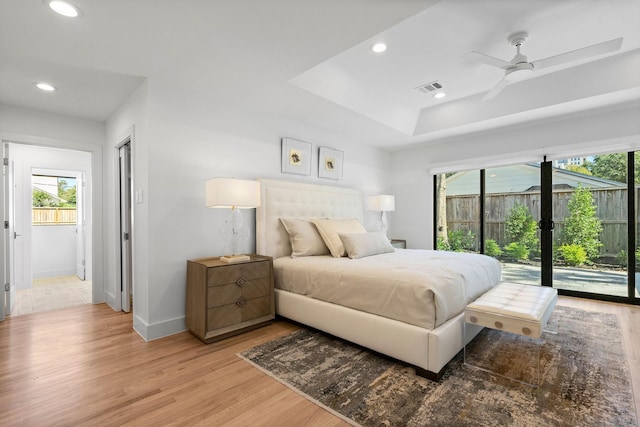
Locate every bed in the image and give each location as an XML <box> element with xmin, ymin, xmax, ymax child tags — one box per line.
<box><xmin>255</xmin><ymin>178</ymin><xmax>501</xmax><ymax>380</ymax></box>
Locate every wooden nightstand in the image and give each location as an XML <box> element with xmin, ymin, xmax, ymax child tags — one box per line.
<box><xmin>186</xmin><ymin>254</ymin><xmax>275</xmax><ymax>343</ymax></box>
<box><xmin>390</xmin><ymin>239</ymin><xmax>407</xmax><ymax>249</ymax></box>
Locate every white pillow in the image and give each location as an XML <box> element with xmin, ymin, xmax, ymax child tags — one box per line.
<box><xmin>339</xmin><ymin>232</ymin><xmax>395</xmax><ymax>259</ymax></box>
<box><xmin>311</xmin><ymin>218</ymin><xmax>367</xmax><ymax>257</ymax></box>
<box><xmin>280</xmin><ymin>218</ymin><xmax>330</xmax><ymax>257</ymax></box>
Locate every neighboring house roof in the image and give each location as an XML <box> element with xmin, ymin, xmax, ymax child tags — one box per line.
<box><xmin>32</xmin><ymin>186</ymin><xmax>67</xmax><ymax>203</ymax></box>
<box><xmin>445</xmin><ymin>163</ymin><xmax>625</xmax><ymax>196</ymax></box>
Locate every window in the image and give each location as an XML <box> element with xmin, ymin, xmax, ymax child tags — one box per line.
<box><xmin>32</xmin><ymin>175</ymin><xmax>77</xmax><ymax>225</ymax></box>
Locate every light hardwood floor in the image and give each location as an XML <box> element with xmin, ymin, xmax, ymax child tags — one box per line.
<box><xmin>0</xmin><ymin>296</ymin><xmax>637</xmax><ymax>426</ymax></box>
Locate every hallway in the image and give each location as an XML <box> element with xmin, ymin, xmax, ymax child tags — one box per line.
<box><xmin>13</xmin><ymin>275</ymin><xmax>91</xmax><ymax>316</ymax></box>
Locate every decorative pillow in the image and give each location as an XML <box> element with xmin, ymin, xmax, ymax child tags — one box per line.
<box><xmin>311</xmin><ymin>218</ymin><xmax>367</xmax><ymax>257</ymax></box>
<box><xmin>339</xmin><ymin>232</ymin><xmax>395</xmax><ymax>259</ymax></box>
<box><xmin>280</xmin><ymin>218</ymin><xmax>330</xmax><ymax>257</ymax></box>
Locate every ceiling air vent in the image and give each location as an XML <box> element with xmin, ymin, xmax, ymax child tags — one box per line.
<box><xmin>416</xmin><ymin>81</ymin><xmax>443</xmax><ymax>94</ymax></box>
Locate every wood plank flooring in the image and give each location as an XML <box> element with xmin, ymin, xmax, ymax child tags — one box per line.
<box><xmin>0</xmin><ymin>297</ymin><xmax>638</xmax><ymax>426</ymax></box>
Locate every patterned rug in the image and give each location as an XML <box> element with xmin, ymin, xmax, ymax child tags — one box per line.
<box><xmin>239</xmin><ymin>306</ymin><xmax>637</xmax><ymax>426</ymax></box>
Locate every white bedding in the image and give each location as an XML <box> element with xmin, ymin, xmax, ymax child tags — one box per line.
<box><xmin>274</xmin><ymin>249</ymin><xmax>501</xmax><ymax>330</ymax></box>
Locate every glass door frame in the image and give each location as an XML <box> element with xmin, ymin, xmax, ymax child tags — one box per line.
<box><xmin>434</xmin><ymin>155</ymin><xmax>639</xmax><ymax>305</ymax></box>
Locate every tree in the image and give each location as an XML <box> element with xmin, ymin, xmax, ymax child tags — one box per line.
<box><xmin>435</xmin><ymin>174</ymin><xmax>448</xmax><ymax>248</ymax></box>
<box><xmin>57</xmin><ymin>178</ymin><xmax>77</xmax><ymax>206</ymax></box>
<box><xmin>561</xmin><ymin>185</ymin><xmax>602</xmax><ymax>261</ymax></box>
<box><xmin>505</xmin><ymin>203</ymin><xmax>539</xmax><ymax>254</ymax></box>
<box><xmin>589</xmin><ymin>153</ymin><xmax>640</xmax><ymax>184</ymax></box>
<box><xmin>565</xmin><ymin>164</ymin><xmax>592</xmax><ymax>175</ymax></box>
<box><xmin>32</xmin><ymin>189</ymin><xmax>58</xmax><ymax>207</ymax></box>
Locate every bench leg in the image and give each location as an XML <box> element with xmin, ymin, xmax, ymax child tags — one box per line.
<box><xmin>464</xmin><ymin>323</ymin><xmax>554</xmax><ymax>388</ymax></box>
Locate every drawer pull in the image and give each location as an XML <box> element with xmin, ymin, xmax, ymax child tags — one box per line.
<box><xmin>236</xmin><ymin>277</ymin><xmax>247</xmax><ymax>287</ymax></box>
<box><xmin>236</xmin><ymin>297</ymin><xmax>247</xmax><ymax>307</ymax></box>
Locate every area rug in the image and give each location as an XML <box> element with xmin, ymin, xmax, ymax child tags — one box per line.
<box><xmin>239</xmin><ymin>306</ymin><xmax>637</xmax><ymax>426</ymax></box>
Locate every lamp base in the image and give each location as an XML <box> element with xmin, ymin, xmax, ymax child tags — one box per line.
<box><xmin>220</xmin><ymin>254</ymin><xmax>251</xmax><ymax>263</ymax></box>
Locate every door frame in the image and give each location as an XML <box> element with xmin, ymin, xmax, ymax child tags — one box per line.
<box><xmin>115</xmin><ymin>137</ymin><xmax>133</xmax><ymax>313</ymax></box>
<box><xmin>0</xmin><ymin>136</ymin><xmax>104</xmax><ymax>322</ymax></box>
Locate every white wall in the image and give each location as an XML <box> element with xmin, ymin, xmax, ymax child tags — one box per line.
<box><xmin>0</xmin><ymin>104</ymin><xmax>105</xmax><ymax>302</ymax></box>
<box><xmin>32</xmin><ymin>226</ymin><xmax>76</xmax><ymax>278</ymax></box>
<box><xmin>390</xmin><ymin>103</ymin><xmax>640</xmax><ymax>249</ymax></box>
<box><xmin>106</xmin><ymin>78</ymin><xmax>393</xmax><ymax>340</ymax></box>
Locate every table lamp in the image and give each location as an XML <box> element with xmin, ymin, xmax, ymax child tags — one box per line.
<box><xmin>367</xmin><ymin>194</ymin><xmax>395</xmax><ymax>236</ymax></box>
<box><xmin>206</xmin><ymin>178</ymin><xmax>261</xmax><ymax>263</ymax></box>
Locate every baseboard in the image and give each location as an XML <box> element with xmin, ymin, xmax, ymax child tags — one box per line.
<box><xmin>33</xmin><ymin>269</ymin><xmax>76</xmax><ymax>279</ymax></box>
<box><xmin>133</xmin><ymin>314</ymin><xmax>187</xmax><ymax>342</ymax></box>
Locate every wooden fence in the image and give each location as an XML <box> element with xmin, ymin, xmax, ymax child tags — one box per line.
<box><xmin>445</xmin><ymin>187</ymin><xmax>637</xmax><ymax>258</ymax></box>
<box><xmin>32</xmin><ymin>207</ymin><xmax>77</xmax><ymax>225</ymax></box>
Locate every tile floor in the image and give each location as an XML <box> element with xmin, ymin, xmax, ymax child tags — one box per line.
<box><xmin>13</xmin><ymin>275</ymin><xmax>92</xmax><ymax>316</ymax></box>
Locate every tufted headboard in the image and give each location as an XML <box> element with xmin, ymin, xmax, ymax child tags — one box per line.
<box><xmin>256</xmin><ymin>178</ymin><xmax>364</xmax><ymax>259</ymax></box>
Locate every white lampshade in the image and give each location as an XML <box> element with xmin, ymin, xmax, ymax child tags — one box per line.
<box><xmin>367</xmin><ymin>194</ymin><xmax>395</xmax><ymax>212</ymax></box>
<box><xmin>206</xmin><ymin>178</ymin><xmax>261</xmax><ymax>209</ymax></box>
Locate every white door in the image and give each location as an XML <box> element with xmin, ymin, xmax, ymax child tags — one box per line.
<box><xmin>2</xmin><ymin>142</ymin><xmax>17</xmax><ymax>317</ymax></box>
<box><xmin>76</xmin><ymin>172</ymin><xmax>85</xmax><ymax>280</ymax></box>
<box><xmin>119</xmin><ymin>144</ymin><xmax>132</xmax><ymax>312</ymax></box>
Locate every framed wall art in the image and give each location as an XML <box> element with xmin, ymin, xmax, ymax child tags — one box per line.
<box><xmin>318</xmin><ymin>146</ymin><xmax>343</xmax><ymax>180</ymax></box>
<box><xmin>281</xmin><ymin>137</ymin><xmax>312</xmax><ymax>176</ymax></box>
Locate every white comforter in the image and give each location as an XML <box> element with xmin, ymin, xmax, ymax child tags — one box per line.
<box><xmin>274</xmin><ymin>249</ymin><xmax>501</xmax><ymax>329</ymax></box>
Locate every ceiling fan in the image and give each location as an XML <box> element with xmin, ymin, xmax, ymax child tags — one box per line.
<box><xmin>463</xmin><ymin>32</ymin><xmax>623</xmax><ymax>100</ymax></box>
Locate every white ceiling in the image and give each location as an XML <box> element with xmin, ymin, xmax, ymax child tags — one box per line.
<box><xmin>1</xmin><ymin>0</ymin><xmax>639</xmax><ymax>150</ymax></box>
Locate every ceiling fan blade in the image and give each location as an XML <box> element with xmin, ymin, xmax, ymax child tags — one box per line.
<box><xmin>532</xmin><ymin>37</ymin><xmax>623</xmax><ymax>70</ymax></box>
<box><xmin>463</xmin><ymin>51</ymin><xmax>512</xmax><ymax>69</ymax></box>
<box><xmin>482</xmin><ymin>78</ymin><xmax>508</xmax><ymax>101</ymax></box>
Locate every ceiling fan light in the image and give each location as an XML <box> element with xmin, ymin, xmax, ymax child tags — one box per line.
<box><xmin>433</xmin><ymin>92</ymin><xmax>446</xmax><ymax>99</ymax></box>
<box><xmin>505</xmin><ymin>65</ymin><xmax>533</xmax><ymax>82</ymax></box>
<box><xmin>371</xmin><ymin>43</ymin><xmax>387</xmax><ymax>53</ymax></box>
<box><xmin>48</xmin><ymin>1</ymin><xmax>80</xmax><ymax>17</ymax></box>
<box><xmin>36</xmin><ymin>82</ymin><xmax>57</xmax><ymax>92</ymax></box>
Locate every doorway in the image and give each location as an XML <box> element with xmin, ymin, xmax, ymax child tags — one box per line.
<box><xmin>118</xmin><ymin>141</ymin><xmax>133</xmax><ymax>313</ymax></box>
<box><xmin>2</xmin><ymin>142</ymin><xmax>93</xmax><ymax>317</ymax></box>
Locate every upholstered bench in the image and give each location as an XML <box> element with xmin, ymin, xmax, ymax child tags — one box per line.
<box><xmin>464</xmin><ymin>282</ymin><xmax>558</xmax><ymax>386</ymax></box>
<box><xmin>465</xmin><ymin>282</ymin><xmax>558</xmax><ymax>338</ymax></box>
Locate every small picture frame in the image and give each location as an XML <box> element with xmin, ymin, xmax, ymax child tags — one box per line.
<box><xmin>281</xmin><ymin>137</ymin><xmax>312</xmax><ymax>176</ymax></box>
<box><xmin>318</xmin><ymin>146</ymin><xmax>343</xmax><ymax>180</ymax></box>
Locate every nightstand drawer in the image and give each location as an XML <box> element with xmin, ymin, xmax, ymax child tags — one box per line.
<box><xmin>207</xmin><ymin>295</ymin><xmax>272</xmax><ymax>329</ymax></box>
<box><xmin>207</xmin><ymin>277</ymin><xmax>271</xmax><ymax>307</ymax></box>
<box><xmin>206</xmin><ymin>261</ymin><xmax>270</xmax><ymax>286</ymax></box>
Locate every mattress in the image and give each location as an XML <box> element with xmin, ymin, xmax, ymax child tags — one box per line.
<box><xmin>273</xmin><ymin>249</ymin><xmax>502</xmax><ymax>329</ymax></box>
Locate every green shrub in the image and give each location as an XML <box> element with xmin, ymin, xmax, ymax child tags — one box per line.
<box><xmin>504</xmin><ymin>242</ymin><xmax>529</xmax><ymax>261</ymax></box>
<box><xmin>447</xmin><ymin>229</ymin><xmax>476</xmax><ymax>252</ymax></box>
<box><xmin>484</xmin><ymin>239</ymin><xmax>503</xmax><ymax>258</ymax></box>
<box><xmin>559</xmin><ymin>244</ymin><xmax>587</xmax><ymax>266</ymax></box>
<box><xmin>617</xmin><ymin>250</ymin><xmax>628</xmax><ymax>267</ymax></box>
<box><xmin>505</xmin><ymin>204</ymin><xmax>539</xmax><ymax>253</ymax></box>
<box><xmin>436</xmin><ymin>236</ymin><xmax>450</xmax><ymax>251</ymax></box>
<box><xmin>561</xmin><ymin>185</ymin><xmax>602</xmax><ymax>262</ymax></box>
<box><xmin>615</xmin><ymin>248</ymin><xmax>640</xmax><ymax>267</ymax></box>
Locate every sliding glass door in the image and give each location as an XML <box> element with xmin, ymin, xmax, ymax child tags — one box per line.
<box><xmin>484</xmin><ymin>165</ymin><xmax>541</xmax><ymax>286</ymax></box>
<box><xmin>550</xmin><ymin>153</ymin><xmax>629</xmax><ymax>298</ymax></box>
<box><xmin>435</xmin><ymin>172</ymin><xmax>480</xmax><ymax>253</ymax></box>
<box><xmin>434</xmin><ymin>151</ymin><xmax>639</xmax><ymax>303</ymax></box>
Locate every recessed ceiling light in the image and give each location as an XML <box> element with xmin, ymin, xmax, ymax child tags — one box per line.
<box><xmin>48</xmin><ymin>1</ymin><xmax>80</xmax><ymax>17</ymax></box>
<box><xmin>36</xmin><ymin>82</ymin><xmax>57</xmax><ymax>92</ymax></box>
<box><xmin>433</xmin><ymin>92</ymin><xmax>446</xmax><ymax>99</ymax></box>
<box><xmin>371</xmin><ymin>43</ymin><xmax>387</xmax><ymax>53</ymax></box>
